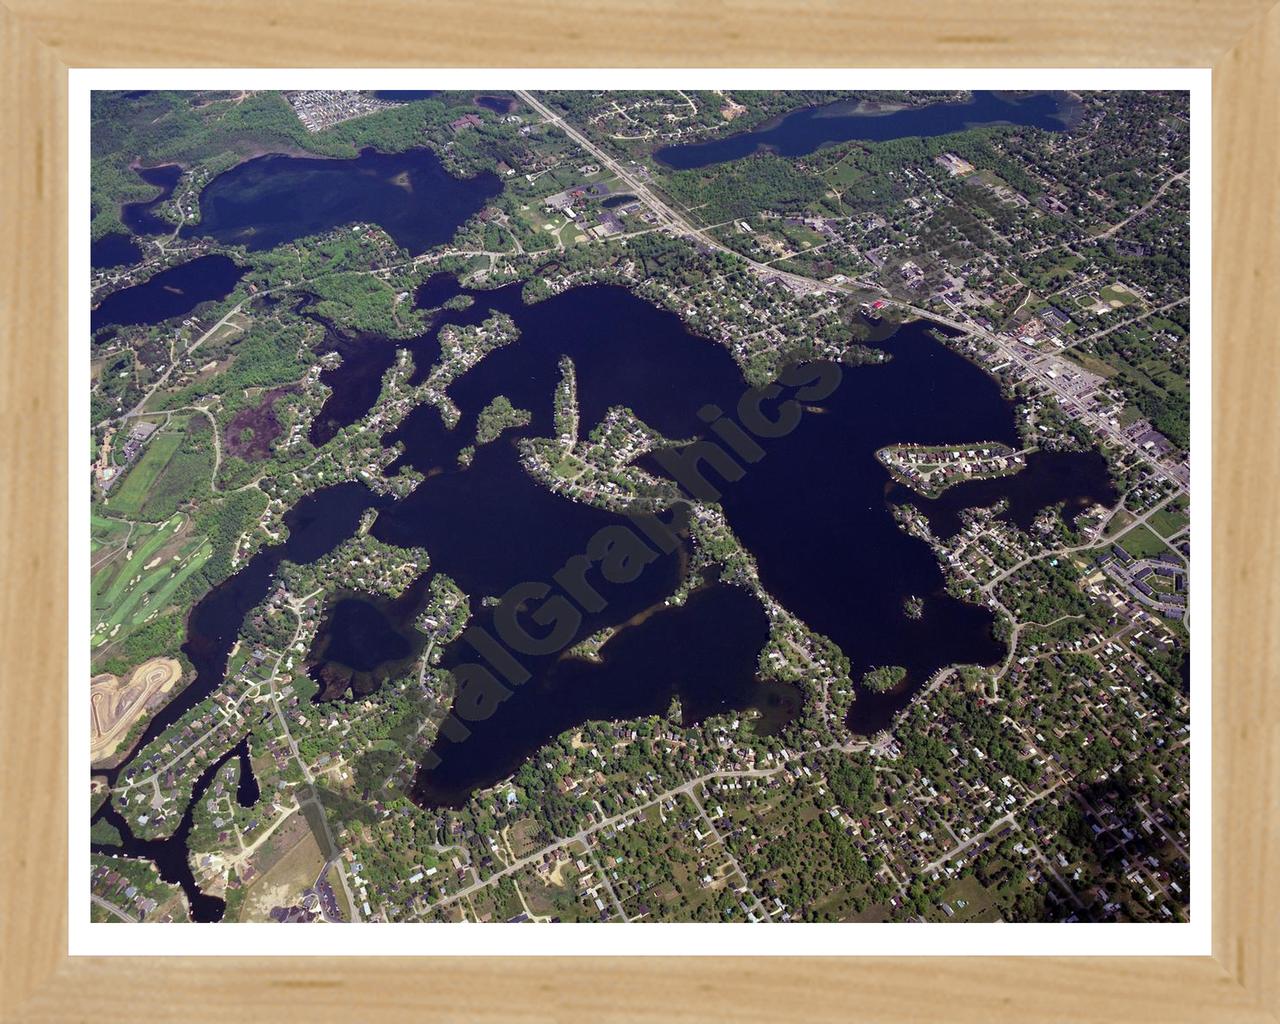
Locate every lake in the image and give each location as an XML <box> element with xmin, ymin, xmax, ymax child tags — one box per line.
<box><xmin>91</xmin><ymin>232</ymin><xmax>142</xmax><ymax>269</ymax></box>
<box><xmin>895</xmin><ymin>447</ymin><xmax>1118</xmax><ymax>540</ymax></box>
<box><xmin>90</xmin><ymin>254</ymin><xmax>245</xmax><ymax>332</ymax></box>
<box><xmin>351</xmin><ymin>283</ymin><xmax>787</xmax><ymax>803</ymax></box>
<box><xmin>288</xmin><ymin>280</ymin><xmax>1116</xmax><ymax>796</ymax></box>
<box><xmin>180</xmin><ymin>147</ymin><xmax>501</xmax><ymax>253</ymax></box>
<box><xmin>642</xmin><ymin>319</ymin><xmax>1113</xmax><ymax>737</ymax></box>
<box><xmin>413</xmin><ymin>582</ymin><xmax>799</xmax><ymax>809</ymax></box>
<box><xmin>306</xmin><ymin>324</ymin><xmax>403</xmax><ymax>447</ymax></box>
<box><xmin>654</xmin><ymin>90</ymin><xmax>1077</xmax><ymax>170</ymax></box>
<box><xmin>374</xmin><ymin>90</ymin><xmax>441</xmax><ymax>102</ymax></box>
<box><xmin>308</xmin><ymin>576</ymin><xmax>432</xmax><ymax>701</ymax></box>
<box><xmin>100</xmin><ymin>277</ymin><xmax>1116</xmax><ymax>837</ymax></box>
<box><xmin>474</xmin><ymin>94</ymin><xmax>516</xmax><ymax>114</ymax></box>
<box><xmin>234</xmin><ymin>737</ymin><xmax>261</xmax><ymax>808</ymax></box>
<box><xmin>93</xmin><ymin>483</ymin><xmax>386</xmax><ymax>919</ymax></box>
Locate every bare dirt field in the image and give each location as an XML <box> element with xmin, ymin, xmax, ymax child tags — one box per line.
<box><xmin>237</xmin><ymin>825</ymin><xmax>327</xmax><ymax>922</ymax></box>
<box><xmin>90</xmin><ymin>656</ymin><xmax>182</xmax><ymax>764</ymax></box>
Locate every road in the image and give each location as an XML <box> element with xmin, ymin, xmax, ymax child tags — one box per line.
<box><xmin>1059</xmin><ymin>296</ymin><xmax>1188</xmax><ymax>353</ymax></box>
<box><xmin>980</xmin><ymin>326</ymin><xmax>1188</xmax><ymax>492</ymax></box>
<box><xmin>884</xmin><ymin>295</ymin><xmax>1189</xmax><ymax>492</ymax></box>
<box><xmin>269</xmin><ymin>600</ymin><xmax>363</xmax><ymax>921</ymax></box>
<box><xmin>1021</xmin><ymin>167</ymin><xmax>1188</xmax><ymax>260</ymax></box>
<box><xmin>1092</xmin><ymin>169</ymin><xmax>1188</xmax><ymax>241</ymax></box>
<box><xmin>518</xmin><ymin>90</ymin><xmax>1190</xmax><ymax>497</ymax></box>
<box><xmin>418</xmin><ymin>765</ymin><xmax>783</xmax><ymax>918</ymax></box>
<box><xmin>515</xmin><ymin>90</ymin><xmax>831</xmax><ymax>297</ymax></box>
<box><xmin>688</xmin><ymin>787</ymin><xmax>772</xmax><ymax>921</ymax></box>
<box><xmin>919</xmin><ymin>779</ymin><xmax>1064</xmax><ymax>876</ymax></box>
<box><xmin>113</xmin><ymin>302</ymin><xmax>245</xmax><ymax>426</ymax></box>
<box><xmin>940</xmin><ymin>490</ymin><xmax>1184</xmax><ymax>683</ymax></box>
<box><xmin>91</xmin><ymin>894</ymin><xmax>137</xmax><ymax>922</ymax></box>
<box><xmin>415</xmin><ymin>729</ymin><xmax>876</xmax><ymax>920</ymax></box>
<box><xmin>114</xmin><ymin>678</ymin><xmax>262</xmax><ymax>795</ymax></box>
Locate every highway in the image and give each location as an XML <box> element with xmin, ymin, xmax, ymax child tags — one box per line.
<box><xmin>517</xmin><ymin>91</ymin><xmax>1189</xmax><ymax>497</ymax></box>
<box><xmin>515</xmin><ymin>90</ymin><xmax>832</xmax><ymax>296</ymax></box>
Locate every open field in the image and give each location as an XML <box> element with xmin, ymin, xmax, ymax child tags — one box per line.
<box><xmin>924</xmin><ymin>872</ymin><xmax>1004</xmax><ymax>923</ymax></box>
<box><xmin>104</xmin><ymin>416</ymin><xmax>213</xmax><ymax>521</ymax></box>
<box><xmin>1097</xmin><ymin>282</ymin><xmax>1141</xmax><ymax>308</ymax></box>
<box><xmin>236</xmin><ymin>823</ymin><xmax>327</xmax><ymax>922</ymax></box>
<box><xmin>1149</xmin><ymin>497</ymin><xmax>1190</xmax><ymax>538</ymax></box>
<box><xmin>106</xmin><ymin>431</ymin><xmax>183</xmax><ymax>517</ymax></box>
<box><xmin>90</xmin><ymin>656</ymin><xmax>182</xmax><ymax>763</ymax></box>
<box><xmin>1065</xmin><ymin>350</ymin><xmax>1120</xmax><ymax>379</ymax></box>
<box><xmin>1104</xmin><ymin>508</ymin><xmax>1136</xmax><ymax>537</ymax></box>
<box><xmin>1117</xmin><ymin>523</ymin><xmax>1170</xmax><ymax>560</ymax></box>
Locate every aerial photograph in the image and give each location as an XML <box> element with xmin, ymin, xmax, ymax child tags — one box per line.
<box><xmin>88</xmin><ymin>87</ymin><xmax>1191</xmax><ymax>927</ymax></box>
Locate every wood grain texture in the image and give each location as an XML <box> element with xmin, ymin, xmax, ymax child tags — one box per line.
<box><xmin>0</xmin><ymin>1</ymin><xmax>1276</xmax><ymax>1020</ymax></box>
<box><xmin>0</xmin><ymin>3</ymin><xmax>69</xmax><ymax>1020</ymax></box>
<box><xmin>3</xmin><ymin>0</ymin><xmax>1278</xmax><ymax>67</ymax></box>
<box><xmin>1212</xmin><ymin>3</ymin><xmax>1280</xmax><ymax>1013</ymax></box>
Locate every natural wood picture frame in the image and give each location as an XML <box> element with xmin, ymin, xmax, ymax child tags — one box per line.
<box><xmin>2</xmin><ymin>2</ymin><xmax>1276</xmax><ymax>1019</ymax></box>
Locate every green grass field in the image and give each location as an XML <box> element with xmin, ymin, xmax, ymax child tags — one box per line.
<box><xmin>1149</xmin><ymin>502</ymin><xmax>1190</xmax><ymax>539</ymax></box>
<box><xmin>1117</xmin><ymin>524</ymin><xmax>1170</xmax><ymax>560</ymax></box>
<box><xmin>1104</xmin><ymin>509</ymin><xmax>1135</xmax><ymax>537</ymax></box>
<box><xmin>140</xmin><ymin>443</ymin><xmax>213</xmax><ymax>520</ymax></box>
<box><xmin>106</xmin><ymin>417</ymin><xmax>213</xmax><ymax>522</ymax></box>
<box><xmin>97</xmin><ymin>517</ymin><xmax>177</xmax><ymax>609</ymax></box>
<box><xmin>106</xmin><ymin>432</ymin><xmax>183</xmax><ymax>517</ymax></box>
<box><xmin>1098</xmin><ymin>283</ymin><xmax>1140</xmax><ymax>307</ymax></box>
<box><xmin>928</xmin><ymin>873</ymin><xmax>1004</xmax><ymax>923</ymax></box>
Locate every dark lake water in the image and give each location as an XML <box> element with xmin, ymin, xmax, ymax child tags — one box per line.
<box><xmin>317</xmin><ymin>597</ymin><xmax>414</xmax><ymax>669</ymax></box>
<box><xmin>308</xmin><ymin>327</ymin><xmax>401</xmax><ymax>447</ymax></box>
<box><xmin>90</xmin><ymin>254</ymin><xmax>245</xmax><ymax>332</ymax></box>
<box><xmin>180</xmin><ymin>147</ymin><xmax>501</xmax><ymax>253</ymax></box>
<box><xmin>235</xmin><ymin>737</ymin><xmax>260</xmax><ymax>808</ymax></box>
<box><xmin>415</xmin><ymin>582</ymin><xmax>799</xmax><ymax>808</ymax></box>
<box><xmin>121</xmin><ymin>163</ymin><xmax>182</xmax><ymax>235</ymax></box>
<box><xmin>308</xmin><ymin>576</ymin><xmax>431</xmax><ymax>701</ymax></box>
<box><xmin>301</xmin><ymin>276</ymin><xmax>468</xmax><ymax>446</ymax></box>
<box><xmin>415</xmin><ymin>270</ymin><xmax>468</xmax><ymax>309</ymax></box>
<box><xmin>350</xmin><ymin>283</ymin><xmax>783</xmax><ymax>803</ymax></box>
<box><xmin>91</xmin><ymin>232</ymin><xmax>142</xmax><ymax>269</ymax></box>
<box><xmin>474</xmin><ymin>94</ymin><xmax>515</xmax><ymax>114</ymax></box>
<box><xmin>304</xmin><ymin>275</ymin><xmax>751</xmax><ymax>465</ymax></box>
<box><xmin>91</xmin><ymin>486</ymin><xmax>383</xmax><ymax>918</ymax></box>
<box><xmin>374</xmin><ymin>90</ymin><xmax>441</xmax><ymax>102</ymax></box>
<box><xmin>654</xmin><ymin>90</ymin><xmax>1076</xmax><ymax>170</ymax></box>
<box><xmin>389</xmin><ymin>281</ymin><xmax>749</xmax><ymax>468</ymax></box>
<box><xmin>299</xmin><ymin>280</ymin><xmax>1115</xmax><ymax>793</ymax></box>
<box><xmin>641</xmin><ymin>320</ymin><xmax>1113</xmax><ymax>736</ymax></box>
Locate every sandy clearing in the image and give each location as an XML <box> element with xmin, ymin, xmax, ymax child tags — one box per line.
<box><xmin>90</xmin><ymin>656</ymin><xmax>183</xmax><ymax>764</ymax></box>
